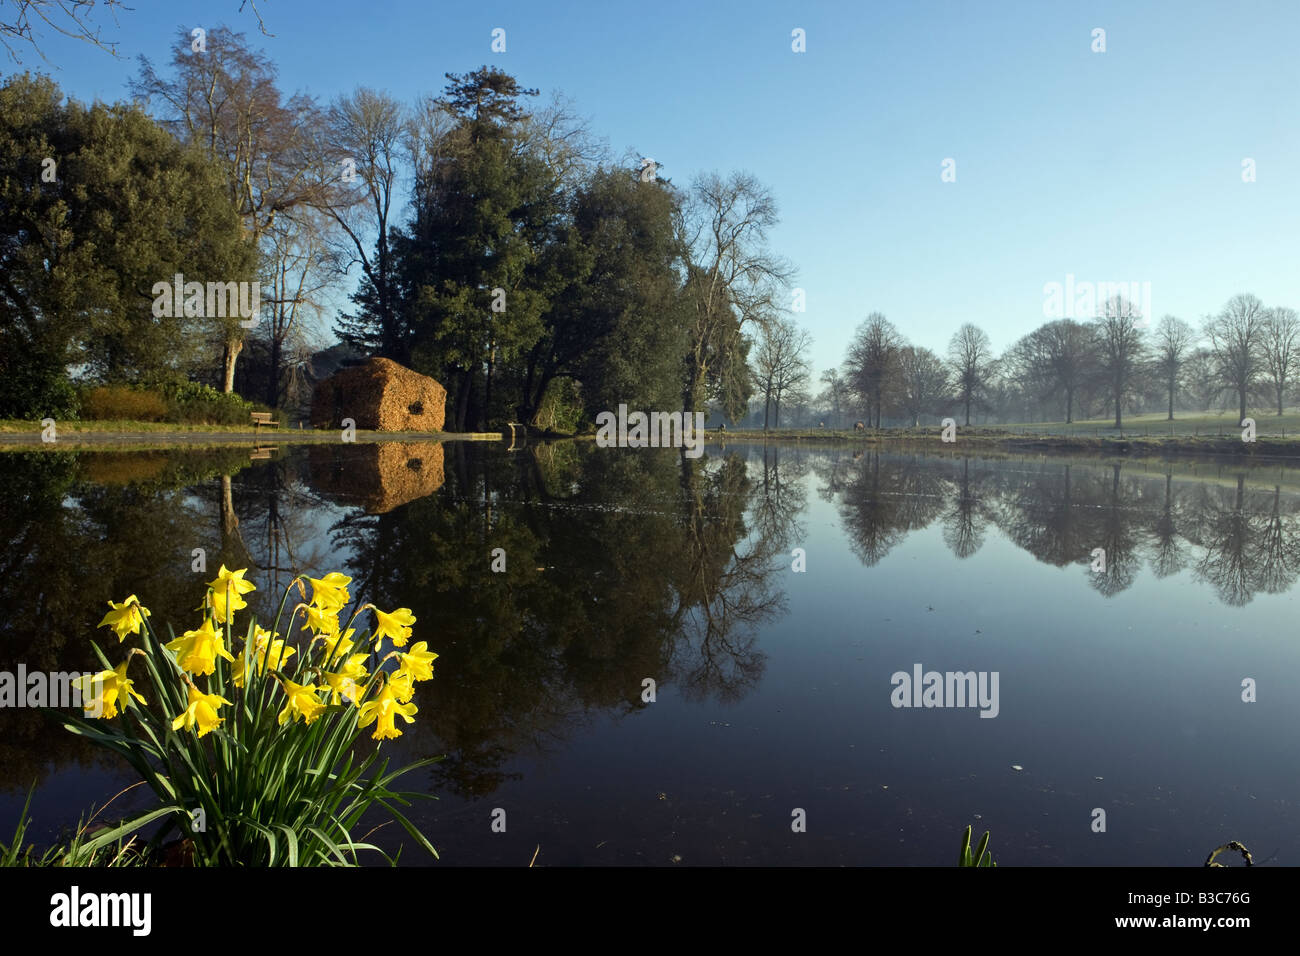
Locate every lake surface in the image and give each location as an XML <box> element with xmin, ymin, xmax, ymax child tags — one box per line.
<box><xmin>2</xmin><ymin>441</ymin><xmax>1298</xmax><ymax>866</ymax></box>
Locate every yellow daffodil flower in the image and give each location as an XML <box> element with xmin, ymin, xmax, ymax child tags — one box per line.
<box><xmin>165</xmin><ymin>617</ymin><xmax>236</xmax><ymax>676</ymax></box>
<box><xmin>97</xmin><ymin>596</ymin><xmax>150</xmax><ymax>642</ymax></box>
<box><xmin>231</xmin><ymin>627</ymin><xmax>295</xmax><ymax>688</ymax></box>
<box><xmin>371</xmin><ymin>606</ymin><xmax>416</xmax><ymax>648</ymax></box>
<box><xmin>276</xmin><ymin>678</ymin><xmax>326</xmax><ymax>726</ymax></box>
<box><xmin>74</xmin><ymin>659</ymin><xmax>146</xmax><ymax>719</ymax></box>
<box><xmin>395</xmin><ymin>642</ymin><xmax>438</xmax><ymax>684</ymax></box>
<box><xmin>385</xmin><ymin>670</ymin><xmax>415</xmax><ymax>704</ymax></box>
<box><xmin>306</xmin><ymin>572</ymin><xmax>352</xmax><ymax>612</ymax></box>
<box><xmin>314</xmin><ymin>627</ymin><xmax>356</xmax><ymax>664</ymax></box>
<box><xmin>301</xmin><ymin>603</ymin><xmax>339</xmax><ymax>638</ymax></box>
<box><xmin>322</xmin><ymin>653</ymin><xmax>369</xmax><ymax>705</ymax></box>
<box><xmin>357</xmin><ymin>677</ymin><xmax>417</xmax><ymax>740</ymax></box>
<box><xmin>207</xmin><ymin>565</ymin><xmax>257</xmax><ymax>623</ymax></box>
<box><xmin>171</xmin><ymin>685</ymin><xmax>231</xmax><ymax>737</ymax></box>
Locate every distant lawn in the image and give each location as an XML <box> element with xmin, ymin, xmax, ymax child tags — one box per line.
<box><xmin>705</xmin><ymin>414</ymin><xmax>1300</xmax><ymax>456</ymax></box>
<box><xmin>714</xmin><ymin>412</ymin><xmax>1300</xmax><ymax>438</ymax></box>
<box><xmin>999</xmin><ymin>409</ymin><xmax>1300</xmax><ymax>437</ymax></box>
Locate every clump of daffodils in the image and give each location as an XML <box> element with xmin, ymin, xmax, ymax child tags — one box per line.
<box><xmin>84</xmin><ymin>565</ymin><xmax>437</xmax><ymax>742</ymax></box>
<box><xmin>56</xmin><ymin>567</ymin><xmax>443</xmax><ymax>866</ymax></box>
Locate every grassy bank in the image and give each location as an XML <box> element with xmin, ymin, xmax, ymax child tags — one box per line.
<box><xmin>0</xmin><ymin>419</ymin><xmax>296</xmax><ymax>434</ymax></box>
<box><xmin>8</xmin><ymin>415</ymin><xmax>1300</xmax><ymax>461</ymax></box>
<box><xmin>1002</xmin><ymin>409</ymin><xmax>1300</xmax><ymax>437</ymax></box>
<box><xmin>0</xmin><ymin>419</ymin><xmax>505</xmax><ymax>449</ymax></box>
<box><xmin>705</xmin><ymin>420</ymin><xmax>1300</xmax><ymax>461</ymax></box>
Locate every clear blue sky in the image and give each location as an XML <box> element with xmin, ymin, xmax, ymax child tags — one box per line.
<box><xmin>9</xmin><ymin>0</ymin><xmax>1299</xmax><ymax>375</ymax></box>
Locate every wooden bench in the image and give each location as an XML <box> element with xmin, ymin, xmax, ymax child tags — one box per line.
<box><xmin>251</xmin><ymin>412</ymin><xmax>280</xmax><ymax>434</ymax></box>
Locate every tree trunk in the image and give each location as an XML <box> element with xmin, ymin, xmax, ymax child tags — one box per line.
<box><xmin>521</xmin><ymin>368</ymin><xmax>554</xmax><ymax>428</ymax></box>
<box><xmin>1240</xmin><ymin>388</ymin><xmax>1247</xmax><ymax>425</ymax></box>
<box><xmin>472</xmin><ymin>363</ymin><xmax>487</xmax><ymax>431</ymax></box>
<box><xmin>683</xmin><ymin>358</ymin><xmax>703</xmax><ymax>419</ymax></box>
<box><xmin>220</xmin><ymin>474</ymin><xmax>238</xmax><ymax>540</ymax></box>
<box><xmin>222</xmin><ymin>336</ymin><xmax>243</xmax><ymax>394</ymax></box>
<box><xmin>268</xmin><ymin>336</ymin><xmax>282</xmax><ymax>408</ymax></box>
<box><xmin>218</xmin><ymin>474</ymin><xmax>251</xmax><ymax>570</ymax></box>
<box><xmin>485</xmin><ymin>344</ymin><xmax>496</xmax><ymax>427</ymax></box>
<box><xmin>1168</xmin><ymin>377</ymin><xmax>1175</xmax><ymax>420</ymax></box>
<box><xmin>454</xmin><ymin>369</ymin><xmax>472</xmax><ymax>432</ymax></box>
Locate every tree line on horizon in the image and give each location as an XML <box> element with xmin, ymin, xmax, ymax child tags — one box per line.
<box><xmin>754</xmin><ymin>293</ymin><xmax>1298</xmax><ymax>431</ymax></box>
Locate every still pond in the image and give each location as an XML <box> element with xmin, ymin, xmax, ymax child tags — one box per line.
<box><xmin>1</xmin><ymin>441</ymin><xmax>1297</xmax><ymax>865</ymax></box>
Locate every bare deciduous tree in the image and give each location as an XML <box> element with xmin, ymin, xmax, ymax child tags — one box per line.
<box><xmin>1183</xmin><ymin>346</ymin><xmax>1222</xmax><ymax>413</ymax></box>
<box><xmin>1008</xmin><ymin>319</ymin><xmax>1098</xmax><ymax>424</ymax></box>
<box><xmin>752</xmin><ymin>315</ymin><xmax>811</xmax><ymax>429</ymax></box>
<box><xmin>2</xmin><ymin>2</ymin><xmax>272</xmax><ymax>62</ymax></box>
<box><xmin>947</xmin><ymin>323</ymin><xmax>993</xmax><ymax>426</ymax></box>
<box><xmin>259</xmin><ymin>210</ymin><xmax>338</xmax><ymax>407</ymax></box>
<box><xmin>133</xmin><ymin>27</ymin><xmax>331</xmax><ymax>392</ymax></box>
<box><xmin>1203</xmin><ymin>293</ymin><xmax>1267</xmax><ymax>424</ymax></box>
<box><xmin>678</xmin><ymin>171</ymin><xmax>794</xmax><ymax>418</ymax></box>
<box><xmin>896</xmin><ymin>345</ymin><xmax>950</xmax><ymax>427</ymax></box>
<box><xmin>816</xmin><ymin>368</ymin><xmax>849</xmax><ymax>428</ymax></box>
<box><xmin>1095</xmin><ymin>295</ymin><xmax>1147</xmax><ymax>429</ymax></box>
<box><xmin>515</xmin><ymin>91</ymin><xmax>607</xmax><ymax>192</ymax></box>
<box><xmin>1260</xmin><ymin>306</ymin><xmax>1300</xmax><ymax>416</ymax></box>
<box><xmin>845</xmin><ymin>313</ymin><xmax>902</xmax><ymax>428</ymax></box>
<box><xmin>0</xmin><ymin>0</ymin><xmax>125</xmax><ymax>62</ymax></box>
<box><xmin>1151</xmin><ymin>315</ymin><xmax>1195</xmax><ymax>421</ymax></box>
<box><xmin>320</xmin><ymin>87</ymin><xmax>407</xmax><ymax>358</ymax></box>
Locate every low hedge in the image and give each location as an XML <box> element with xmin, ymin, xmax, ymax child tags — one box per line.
<box><xmin>78</xmin><ymin>385</ymin><xmax>169</xmax><ymax>422</ymax></box>
<box><xmin>76</xmin><ymin>382</ymin><xmax>275</xmax><ymax>426</ymax></box>
<box><xmin>157</xmin><ymin>381</ymin><xmax>258</xmax><ymax>425</ymax></box>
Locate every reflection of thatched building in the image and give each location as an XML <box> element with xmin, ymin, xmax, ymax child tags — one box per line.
<box><xmin>311</xmin><ymin>357</ymin><xmax>447</xmax><ymax>432</ymax></box>
<box><xmin>307</xmin><ymin>442</ymin><xmax>445</xmax><ymax>514</ymax></box>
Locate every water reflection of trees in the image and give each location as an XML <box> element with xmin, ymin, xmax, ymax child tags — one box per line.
<box><xmin>825</xmin><ymin>452</ymin><xmax>1300</xmax><ymax>608</ymax></box>
<box><xmin>942</xmin><ymin>458</ymin><xmax>990</xmax><ymax>559</ymax></box>
<box><xmin>0</xmin><ymin>449</ymin><xmax>256</xmax><ymax>792</ymax></box>
<box><xmin>9</xmin><ymin>442</ymin><xmax>1300</xmax><ymax>802</ymax></box>
<box><xmin>0</xmin><ymin>443</ymin><xmax>793</xmax><ymax>801</ymax></box>
<box><xmin>1187</xmin><ymin>478</ymin><xmax>1300</xmax><ymax>606</ymax></box>
<box><xmin>319</xmin><ymin>443</ymin><xmax>789</xmax><ymax>798</ymax></box>
<box><xmin>1150</xmin><ymin>473</ymin><xmax>1190</xmax><ymax>579</ymax></box>
<box><xmin>670</xmin><ymin>452</ymin><xmax>786</xmax><ymax>704</ymax></box>
<box><xmin>833</xmin><ymin>452</ymin><xmax>948</xmax><ymax>565</ymax></box>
